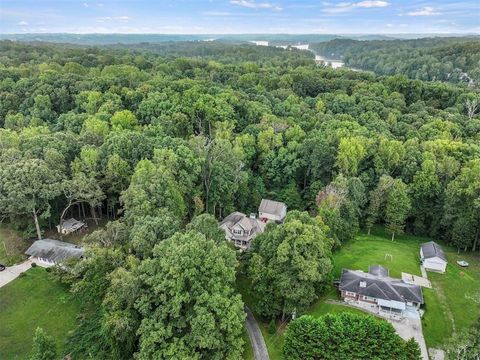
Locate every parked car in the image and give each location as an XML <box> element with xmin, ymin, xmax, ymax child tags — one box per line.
<box><xmin>0</xmin><ymin>264</ymin><xmax>6</xmax><ymax>271</ymax></box>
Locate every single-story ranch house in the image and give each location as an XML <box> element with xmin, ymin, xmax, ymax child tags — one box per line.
<box><xmin>420</xmin><ymin>241</ymin><xmax>447</xmax><ymax>273</ymax></box>
<box><xmin>339</xmin><ymin>265</ymin><xmax>424</xmax><ymax>316</ymax></box>
<box><xmin>25</xmin><ymin>238</ymin><xmax>84</xmax><ymax>267</ymax></box>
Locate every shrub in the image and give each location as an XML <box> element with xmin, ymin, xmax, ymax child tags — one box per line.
<box><xmin>283</xmin><ymin>313</ymin><xmax>421</xmax><ymax>360</ymax></box>
<box><xmin>31</xmin><ymin>262</ymin><xmax>37</xmax><ymax>268</ymax></box>
<box><xmin>268</xmin><ymin>319</ymin><xmax>277</xmax><ymax>334</ymax></box>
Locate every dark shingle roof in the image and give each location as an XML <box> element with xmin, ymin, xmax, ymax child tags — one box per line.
<box><xmin>25</xmin><ymin>239</ymin><xmax>84</xmax><ymax>263</ymax></box>
<box><xmin>339</xmin><ymin>268</ymin><xmax>424</xmax><ymax>304</ymax></box>
<box><xmin>369</xmin><ymin>265</ymin><xmax>389</xmax><ymax>278</ymax></box>
<box><xmin>421</xmin><ymin>241</ymin><xmax>447</xmax><ymax>262</ymax></box>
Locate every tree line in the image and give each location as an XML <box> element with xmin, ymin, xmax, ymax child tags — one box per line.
<box><xmin>311</xmin><ymin>37</ymin><xmax>480</xmax><ymax>86</ymax></box>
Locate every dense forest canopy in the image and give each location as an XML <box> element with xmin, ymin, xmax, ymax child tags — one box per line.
<box><xmin>0</xmin><ymin>40</ymin><xmax>479</xmax><ymax>358</ymax></box>
<box><xmin>0</xmin><ymin>39</ymin><xmax>479</xmax><ymax>248</ymax></box>
<box><xmin>311</xmin><ymin>37</ymin><xmax>480</xmax><ymax>85</ymax></box>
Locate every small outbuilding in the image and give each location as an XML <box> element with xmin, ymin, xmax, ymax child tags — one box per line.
<box><xmin>25</xmin><ymin>239</ymin><xmax>84</xmax><ymax>267</ymax></box>
<box><xmin>420</xmin><ymin>241</ymin><xmax>447</xmax><ymax>273</ymax></box>
<box><xmin>57</xmin><ymin>218</ymin><xmax>86</xmax><ymax>235</ymax></box>
<box><xmin>258</xmin><ymin>199</ymin><xmax>287</xmax><ymax>223</ymax></box>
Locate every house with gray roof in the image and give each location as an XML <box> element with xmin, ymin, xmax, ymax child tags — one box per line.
<box><xmin>339</xmin><ymin>265</ymin><xmax>424</xmax><ymax>315</ymax></box>
<box><xmin>420</xmin><ymin>241</ymin><xmax>447</xmax><ymax>273</ymax></box>
<box><xmin>219</xmin><ymin>212</ymin><xmax>266</xmax><ymax>251</ymax></box>
<box><xmin>258</xmin><ymin>199</ymin><xmax>287</xmax><ymax>223</ymax></box>
<box><xmin>57</xmin><ymin>218</ymin><xmax>86</xmax><ymax>235</ymax></box>
<box><xmin>25</xmin><ymin>239</ymin><xmax>84</xmax><ymax>267</ymax></box>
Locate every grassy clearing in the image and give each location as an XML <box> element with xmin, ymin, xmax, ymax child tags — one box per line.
<box><xmin>330</xmin><ymin>227</ymin><xmax>480</xmax><ymax>348</ymax></box>
<box><xmin>0</xmin><ymin>226</ymin><xmax>27</xmax><ymax>266</ymax></box>
<box><xmin>238</xmin><ymin>226</ymin><xmax>480</xmax><ymax>357</ymax></box>
<box><xmin>427</xmin><ymin>250</ymin><xmax>480</xmax><ymax>345</ymax></box>
<box><xmin>0</xmin><ymin>267</ymin><xmax>80</xmax><ymax>359</ymax></box>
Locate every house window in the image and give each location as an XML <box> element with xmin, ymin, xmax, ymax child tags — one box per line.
<box><xmin>233</xmin><ymin>229</ymin><xmax>242</xmax><ymax>235</ymax></box>
<box><xmin>345</xmin><ymin>291</ymin><xmax>356</xmax><ymax>297</ymax></box>
<box><xmin>362</xmin><ymin>295</ymin><xmax>376</xmax><ymax>302</ymax></box>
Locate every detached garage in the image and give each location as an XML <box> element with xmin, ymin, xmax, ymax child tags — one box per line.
<box><xmin>420</xmin><ymin>241</ymin><xmax>447</xmax><ymax>273</ymax></box>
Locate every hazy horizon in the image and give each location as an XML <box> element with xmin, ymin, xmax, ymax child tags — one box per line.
<box><xmin>1</xmin><ymin>0</ymin><xmax>479</xmax><ymax>35</ymax></box>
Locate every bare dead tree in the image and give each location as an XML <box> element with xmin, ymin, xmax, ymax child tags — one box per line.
<box><xmin>465</xmin><ymin>98</ymin><xmax>479</xmax><ymax>120</ymax></box>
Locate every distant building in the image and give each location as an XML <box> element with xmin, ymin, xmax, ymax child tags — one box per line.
<box><xmin>219</xmin><ymin>212</ymin><xmax>266</xmax><ymax>251</ymax></box>
<box><xmin>250</xmin><ymin>40</ymin><xmax>269</xmax><ymax>46</ymax></box>
<box><xmin>25</xmin><ymin>239</ymin><xmax>84</xmax><ymax>267</ymax></box>
<box><xmin>339</xmin><ymin>265</ymin><xmax>424</xmax><ymax>315</ymax></box>
<box><xmin>57</xmin><ymin>218</ymin><xmax>86</xmax><ymax>235</ymax></box>
<box><xmin>420</xmin><ymin>241</ymin><xmax>447</xmax><ymax>273</ymax></box>
<box><xmin>291</xmin><ymin>44</ymin><xmax>309</xmax><ymax>50</ymax></box>
<box><xmin>258</xmin><ymin>199</ymin><xmax>287</xmax><ymax>223</ymax></box>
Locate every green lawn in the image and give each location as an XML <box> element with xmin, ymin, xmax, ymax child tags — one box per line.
<box><xmin>331</xmin><ymin>228</ymin><xmax>480</xmax><ymax>347</ymax></box>
<box><xmin>239</xmin><ymin>227</ymin><xmax>480</xmax><ymax>358</ymax></box>
<box><xmin>0</xmin><ymin>267</ymin><xmax>81</xmax><ymax>359</ymax></box>
<box><xmin>0</xmin><ymin>226</ymin><xmax>27</xmax><ymax>266</ymax></box>
<box><xmin>427</xmin><ymin>251</ymin><xmax>480</xmax><ymax>345</ymax></box>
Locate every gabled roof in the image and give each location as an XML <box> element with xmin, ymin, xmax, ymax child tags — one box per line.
<box><xmin>258</xmin><ymin>199</ymin><xmax>287</xmax><ymax>217</ymax></box>
<box><xmin>58</xmin><ymin>218</ymin><xmax>85</xmax><ymax>231</ymax></box>
<box><xmin>25</xmin><ymin>239</ymin><xmax>84</xmax><ymax>263</ymax></box>
<box><xmin>339</xmin><ymin>268</ymin><xmax>424</xmax><ymax>304</ymax></box>
<box><xmin>421</xmin><ymin>241</ymin><xmax>447</xmax><ymax>262</ymax></box>
<box><xmin>369</xmin><ymin>265</ymin><xmax>389</xmax><ymax>278</ymax></box>
<box><xmin>219</xmin><ymin>212</ymin><xmax>266</xmax><ymax>241</ymax></box>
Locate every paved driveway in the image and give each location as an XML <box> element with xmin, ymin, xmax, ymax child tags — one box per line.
<box><xmin>391</xmin><ymin>317</ymin><xmax>429</xmax><ymax>360</ymax></box>
<box><xmin>0</xmin><ymin>259</ymin><xmax>33</xmax><ymax>288</ymax></box>
<box><xmin>245</xmin><ymin>306</ymin><xmax>270</xmax><ymax>360</ymax></box>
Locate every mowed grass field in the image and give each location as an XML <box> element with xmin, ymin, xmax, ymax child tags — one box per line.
<box><xmin>0</xmin><ymin>268</ymin><xmax>80</xmax><ymax>359</ymax></box>
<box><xmin>330</xmin><ymin>227</ymin><xmax>480</xmax><ymax>348</ymax></box>
<box><xmin>240</xmin><ymin>227</ymin><xmax>480</xmax><ymax>358</ymax></box>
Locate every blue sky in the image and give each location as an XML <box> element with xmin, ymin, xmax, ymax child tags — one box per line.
<box><xmin>0</xmin><ymin>0</ymin><xmax>478</xmax><ymax>34</ymax></box>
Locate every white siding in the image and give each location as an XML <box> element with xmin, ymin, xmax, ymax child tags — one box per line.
<box><xmin>377</xmin><ymin>298</ymin><xmax>406</xmax><ymax>310</ymax></box>
<box><xmin>423</xmin><ymin>258</ymin><xmax>447</xmax><ymax>273</ymax></box>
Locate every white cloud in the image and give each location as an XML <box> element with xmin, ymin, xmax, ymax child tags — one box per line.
<box><xmin>323</xmin><ymin>1</ymin><xmax>389</xmax><ymax>13</ymax></box>
<box><xmin>96</xmin><ymin>16</ymin><xmax>131</xmax><ymax>23</ymax></box>
<box><xmin>356</xmin><ymin>1</ymin><xmax>389</xmax><ymax>8</ymax></box>
<box><xmin>407</xmin><ymin>6</ymin><xmax>440</xmax><ymax>16</ymax></box>
<box><xmin>230</xmin><ymin>0</ymin><xmax>282</xmax><ymax>11</ymax></box>
<box><xmin>83</xmin><ymin>2</ymin><xmax>89</xmax><ymax>8</ymax></box>
<box><xmin>17</xmin><ymin>21</ymin><xmax>28</xmax><ymax>26</ymax></box>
